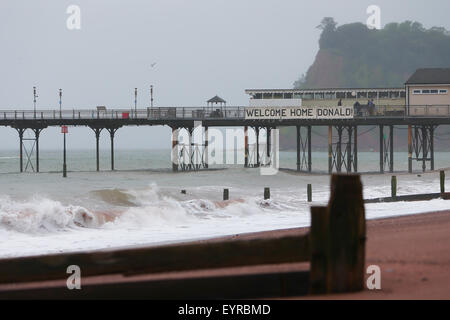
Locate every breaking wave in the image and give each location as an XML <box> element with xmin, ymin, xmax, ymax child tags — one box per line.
<box><xmin>0</xmin><ymin>195</ymin><xmax>99</xmax><ymax>233</ymax></box>
<box><xmin>0</xmin><ymin>184</ymin><xmax>303</xmax><ymax>235</ymax></box>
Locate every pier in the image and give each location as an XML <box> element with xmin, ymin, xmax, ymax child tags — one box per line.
<box><xmin>1</xmin><ymin>105</ymin><xmax>450</xmax><ymax>174</ymax></box>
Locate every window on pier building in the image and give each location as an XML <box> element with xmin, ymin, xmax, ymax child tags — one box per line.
<box><xmin>324</xmin><ymin>92</ymin><xmax>335</xmax><ymax>99</ymax></box>
<box><xmin>315</xmin><ymin>92</ymin><xmax>324</xmax><ymax>99</ymax></box>
<box><xmin>303</xmin><ymin>93</ymin><xmax>314</xmax><ymax>100</ymax></box>
<box><xmin>284</xmin><ymin>93</ymin><xmax>293</xmax><ymax>99</ymax></box>
<box><xmin>336</xmin><ymin>92</ymin><xmax>346</xmax><ymax>99</ymax></box>
<box><xmin>293</xmin><ymin>93</ymin><xmax>303</xmax><ymax>99</ymax></box>
<box><xmin>379</xmin><ymin>91</ymin><xmax>389</xmax><ymax>99</ymax></box>
<box><xmin>252</xmin><ymin>93</ymin><xmax>262</xmax><ymax>99</ymax></box>
<box><xmin>390</xmin><ymin>91</ymin><xmax>400</xmax><ymax>98</ymax></box>
<box><xmin>368</xmin><ymin>91</ymin><xmax>378</xmax><ymax>99</ymax></box>
<box><xmin>263</xmin><ymin>92</ymin><xmax>273</xmax><ymax>99</ymax></box>
<box><xmin>273</xmin><ymin>92</ymin><xmax>283</xmax><ymax>99</ymax></box>
<box><xmin>346</xmin><ymin>91</ymin><xmax>356</xmax><ymax>99</ymax></box>
<box><xmin>357</xmin><ymin>92</ymin><xmax>367</xmax><ymax>99</ymax></box>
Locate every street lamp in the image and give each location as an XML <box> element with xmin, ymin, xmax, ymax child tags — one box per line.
<box><xmin>134</xmin><ymin>87</ymin><xmax>137</xmax><ymax>116</ymax></box>
<box><xmin>33</xmin><ymin>86</ymin><xmax>38</xmax><ymax>118</ymax></box>
<box><xmin>150</xmin><ymin>85</ymin><xmax>154</xmax><ymax>108</ymax></box>
<box><xmin>59</xmin><ymin>89</ymin><xmax>62</xmax><ymax>118</ymax></box>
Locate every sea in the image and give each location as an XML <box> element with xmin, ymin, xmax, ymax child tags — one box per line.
<box><xmin>0</xmin><ymin>148</ymin><xmax>450</xmax><ymax>258</ymax></box>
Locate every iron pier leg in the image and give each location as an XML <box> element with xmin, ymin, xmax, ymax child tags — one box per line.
<box><xmin>347</xmin><ymin>126</ymin><xmax>352</xmax><ymax>173</ymax></box>
<box><xmin>379</xmin><ymin>125</ymin><xmax>384</xmax><ymax>173</ymax></box>
<box><xmin>422</xmin><ymin>126</ymin><xmax>427</xmax><ymax>173</ymax></box>
<box><xmin>35</xmin><ymin>129</ymin><xmax>40</xmax><ymax>173</ymax></box>
<box><xmin>255</xmin><ymin>127</ymin><xmax>260</xmax><ymax>167</ymax></box>
<box><xmin>204</xmin><ymin>126</ymin><xmax>208</xmax><ymax>169</ymax></box>
<box><xmin>18</xmin><ymin>129</ymin><xmax>24</xmax><ymax>173</ymax></box>
<box><xmin>328</xmin><ymin>126</ymin><xmax>332</xmax><ymax>174</ymax></box>
<box><xmin>108</xmin><ymin>128</ymin><xmax>117</xmax><ymax>171</ymax></box>
<box><xmin>389</xmin><ymin>125</ymin><xmax>394</xmax><ymax>173</ymax></box>
<box><xmin>172</xmin><ymin>127</ymin><xmax>179</xmax><ymax>172</ymax></box>
<box><xmin>94</xmin><ymin>128</ymin><xmax>102</xmax><ymax>172</ymax></box>
<box><xmin>296</xmin><ymin>125</ymin><xmax>300</xmax><ymax>172</ymax></box>
<box><xmin>408</xmin><ymin>125</ymin><xmax>412</xmax><ymax>173</ymax></box>
<box><xmin>307</xmin><ymin>125</ymin><xmax>312</xmax><ymax>173</ymax></box>
<box><xmin>190</xmin><ymin>127</ymin><xmax>195</xmax><ymax>170</ymax></box>
<box><xmin>353</xmin><ymin>126</ymin><xmax>358</xmax><ymax>172</ymax></box>
<box><xmin>430</xmin><ymin>126</ymin><xmax>435</xmax><ymax>171</ymax></box>
<box><xmin>337</xmin><ymin>126</ymin><xmax>342</xmax><ymax>173</ymax></box>
<box><xmin>244</xmin><ymin>126</ymin><xmax>249</xmax><ymax>168</ymax></box>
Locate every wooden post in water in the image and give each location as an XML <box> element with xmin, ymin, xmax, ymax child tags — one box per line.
<box><xmin>264</xmin><ymin>187</ymin><xmax>270</xmax><ymax>200</ymax></box>
<box><xmin>223</xmin><ymin>188</ymin><xmax>229</xmax><ymax>201</ymax></box>
<box><xmin>441</xmin><ymin>171</ymin><xmax>445</xmax><ymax>194</ymax></box>
<box><xmin>307</xmin><ymin>184</ymin><xmax>312</xmax><ymax>202</ymax></box>
<box><xmin>326</xmin><ymin>174</ymin><xmax>366</xmax><ymax>293</ymax></box>
<box><xmin>391</xmin><ymin>176</ymin><xmax>397</xmax><ymax>198</ymax></box>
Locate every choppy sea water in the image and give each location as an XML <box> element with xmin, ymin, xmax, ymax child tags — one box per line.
<box><xmin>0</xmin><ymin>149</ymin><xmax>450</xmax><ymax>258</ymax></box>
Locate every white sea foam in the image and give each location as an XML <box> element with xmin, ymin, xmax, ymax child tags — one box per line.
<box><xmin>0</xmin><ymin>168</ymin><xmax>449</xmax><ymax>258</ymax></box>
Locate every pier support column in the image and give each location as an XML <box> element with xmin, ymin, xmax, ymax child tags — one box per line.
<box><xmin>188</xmin><ymin>127</ymin><xmax>194</xmax><ymax>170</ymax></box>
<box><xmin>307</xmin><ymin>126</ymin><xmax>312</xmax><ymax>173</ymax></box>
<box><xmin>107</xmin><ymin>127</ymin><xmax>119</xmax><ymax>171</ymax></box>
<box><xmin>379</xmin><ymin>125</ymin><xmax>384</xmax><ymax>174</ymax></box>
<box><xmin>17</xmin><ymin>128</ymin><xmax>24</xmax><ymax>173</ymax></box>
<box><xmin>171</xmin><ymin>127</ymin><xmax>179</xmax><ymax>172</ymax></box>
<box><xmin>244</xmin><ymin>126</ymin><xmax>249</xmax><ymax>168</ymax></box>
<box><xmin>296</xmin><ymin>126</ymin><xmax>312</xmax><ymax>172</ymax></box>
<box><xmin>430</xmin><ymin>126</ymin><xmax>435</xmax><ymax>171</ymax></box>
<box><xmin>92</xmin><ymin>128</ymin><xmax>103</xmax><ymax>172</ymax></box>
<box><xmin>422</xmin><ymin>126</ymin><xmax>427</xmax><ymax>173</ymax></box>
<box><xmin>33</xmin><ymin>129</ymin><xmax>41</xmax><ymax>173</ymax></box>
<box><xmin>255</xmin><ymin>127</ymin><xmax>260</xmax><ymax>167</ymax></box>
<box><xmin>204</xmin><ymin>126</ymin><xmax>209</xmax><ymax>169</ymax></box>
<box><xmin>296</xmin><ymin>126</ymin><xmax>301</xmax><ymax>172</ymax></box>
<box><xmin>328</xmin><ymin>126</ymin><xmax>333</xmax><ymax>174</ymax></box>
<box><xmin>408</xmin><ymin>125</ymin><xmax>412</xmax><ymax>173</ymax></box>
<box><xmin>266</xmin><ymin>127</ymin><xmax>271</xmax><ymax>164</ymax></box>
<box><xmin>346</xmin><ymin>127</ymin><xmax>352</xmax><ymax>173</ymax></box>
<box><xmin>353</xmin><ymin>126</ymin><xmax>358</xmax><ymax>172</ymax></box>
<box><xmin>336</xmin><ymin>126</ymin><xmax>343</xmax><ymax>173</ymax></box>
<box><xmin>389</xmin><ymin>125</ymin><xmax>394</xmax><ymax>173</ymax></box>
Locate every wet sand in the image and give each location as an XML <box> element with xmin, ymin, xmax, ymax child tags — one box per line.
<box><xmin>303</xmin><ymin>209</ymin><xmax>450</xmax><ymax>300</ymax></box>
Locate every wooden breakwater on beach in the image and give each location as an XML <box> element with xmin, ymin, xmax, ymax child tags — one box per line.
<box><xmin>0</xmin><ymin>174</ymin><xmax>366</xmax><ymax>299</ymax></box>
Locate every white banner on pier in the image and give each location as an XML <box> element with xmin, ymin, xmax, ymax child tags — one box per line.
<box><xmin>244</xmin><ymin>106</ymin><xmax>354</xmax><ymax>120</ymax></box>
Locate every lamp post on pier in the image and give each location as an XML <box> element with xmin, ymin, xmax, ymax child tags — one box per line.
<box><xmin>134</xmin><ymin>88</ymin><xmax>137</xmax><ymax>117</ymax></box>
<box><xmin>150</xmin><ymin>85</ymin><xmax>154</xmax><ymax>108</ymax></box>
<box><xmin>33</xmin><ymin>86</ymin><xmax>38</xmax><ymax>118</ymax></box>
<box><xmin>59</xmin><ymin>89</ymin><xmax>62</xmax><ymax>118</ymax></box>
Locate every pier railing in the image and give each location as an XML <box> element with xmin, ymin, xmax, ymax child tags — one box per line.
<box><xmin>1</xmin><ymin>105</ymin><xmax>450</xmax><ymax>121</ymax></box>
<box><xmin>0</xmin><ymin>107</ymin><xmax>246</xmax><ymax>121</ymax></box>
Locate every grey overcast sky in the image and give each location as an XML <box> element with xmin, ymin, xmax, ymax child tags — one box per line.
<box><xmin>1</xmin><ymin>0</ymin><xmax>450</xmax><ymax>150</ymax></box>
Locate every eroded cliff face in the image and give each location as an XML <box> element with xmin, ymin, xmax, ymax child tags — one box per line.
<box><xmin>303</xmin><ymin>49</ymin><xmax>345</xmax><ymax>88</ymax></box>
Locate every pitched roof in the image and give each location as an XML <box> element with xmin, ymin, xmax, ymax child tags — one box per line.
<box><xmin>406</xmin><ymin>68</ymin><xmax>450</xmax><ymax>85</ymax></box>
<box><xmin>207</xmin><ymin>95</ymin><xmax>226</xmax><ymax>103</ymax></box>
